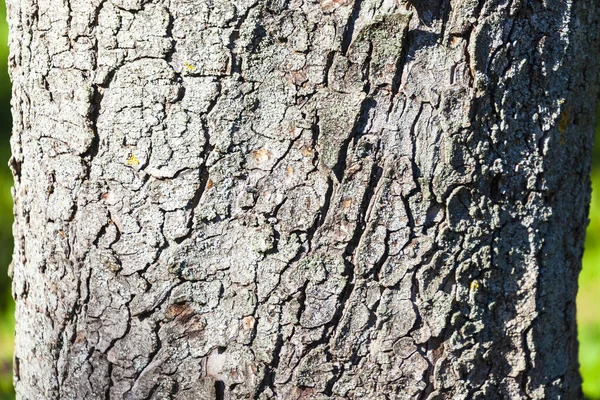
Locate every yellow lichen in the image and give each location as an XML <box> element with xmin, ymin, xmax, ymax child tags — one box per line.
<box><xmin>184</xmin><ymin>62</ymin><xmax>196</xmax><ymax>72</ymax></box>
<box><xmin>470</xmin><ymin>280</ymin><xmax>480</xmax><ymax>291</ymax></box>
<box><xmin>126</xmin><ymin>154</ymin><xmax>140</xmax><ymax>166</ymax></box>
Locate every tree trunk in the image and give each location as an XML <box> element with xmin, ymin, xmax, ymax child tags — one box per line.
<box><xmin>6</xmin><ymin>0</ymin><xmax>600</xmax><ymax>398</ymax></box>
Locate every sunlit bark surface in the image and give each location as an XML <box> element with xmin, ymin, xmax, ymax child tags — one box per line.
<box><xmin>7</xmin><ymin>0</ymin><xmax>600</xmax><ymax>398</ymax></box>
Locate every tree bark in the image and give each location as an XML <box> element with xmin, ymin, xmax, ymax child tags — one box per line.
<box><xmin>6</xmin><ymin>0</ymin><xmax>600</xmax><ymax>398</ymax></box>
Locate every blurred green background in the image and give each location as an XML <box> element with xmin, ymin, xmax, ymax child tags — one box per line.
<box><xmin>0</xmin><ymin>1</ymin><xmax>14</xmax><ymax>399</ymax></box>
<box><xmin>0</xmin><ymin>3</ymin><xmax>598</xmax><ymax>400</ymax></box>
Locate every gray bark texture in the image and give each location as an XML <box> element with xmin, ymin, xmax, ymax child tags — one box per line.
<box><xmin>6</xmin><ymin>0</ymin><xmax>600</xmax><ymax>398</ymax></box>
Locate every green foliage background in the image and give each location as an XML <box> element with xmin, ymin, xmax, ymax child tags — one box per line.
<box><xmin>0</xmin><ymin>2</ymin><xmax>14</xmax><ymax>399</ymax></box>
<box><xmin>0</xmin><ymin>3</ymin><xmax>598</xmax><ymax>399</ymax></box>
<box><xmin>579</xmin><ymin>108</ymin><xmax>600</xmax><ymax>398</ymax></box>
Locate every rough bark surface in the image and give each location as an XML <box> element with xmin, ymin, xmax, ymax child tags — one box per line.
<box><xmin>6</xmin><ymin>0</ymin><xmax>600</xmax><ymax>398</ymax></box>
